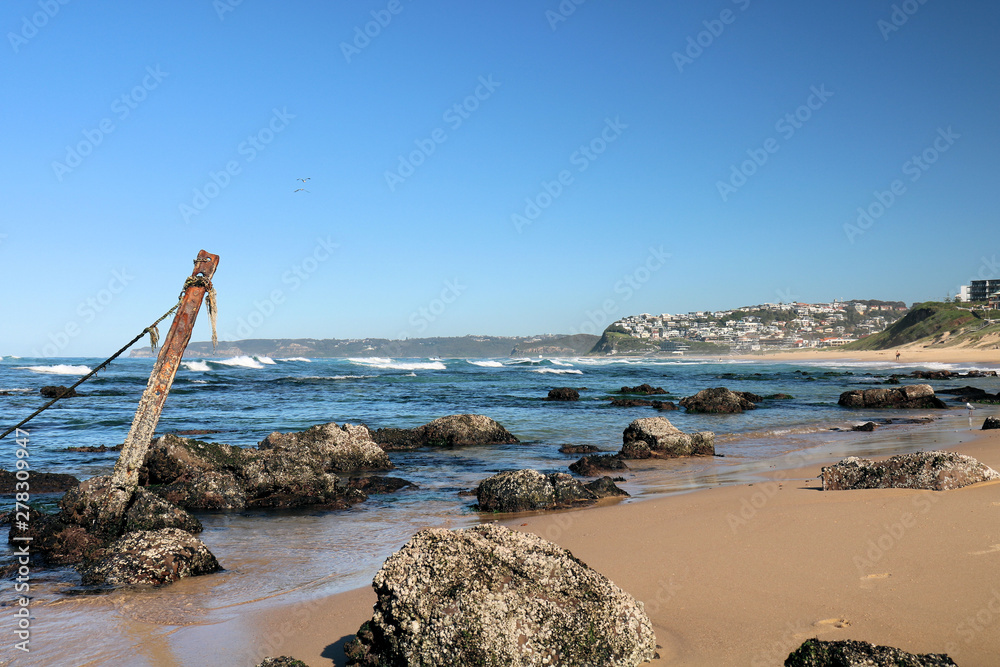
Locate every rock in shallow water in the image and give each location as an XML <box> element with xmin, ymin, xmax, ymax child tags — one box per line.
<box><xmin>784</xmin><ymin>638</ymin><xmax>956</xmax><ymax>666</ymax></box>
<box><xmin>620</xmin><ymin>417</ymin><xmax>714</xmax><ymax>458</ymax></box>
<box><xmin>838</xmin><ymin>384</ymin><xmax>947</xmax><ymax>409</ymax></box>
<box><xmin>821</xmin><ymin>451</ymin><xmax>1000</xmax><ymax>491</ymax></box>
<box><xmin>79</xmin><ymin>527</ymin><xmax>220</xmax><ymax>586</ymax></box>
<box><xmin>345</xmin><ymin>524</ymin><xmax>656</xmax><ymax>666</ymax></box>
<box><xmin>476</xmin><ymin>469</ymin><xmax>627</xmax><ymax>512</ymax></box>
<box><xmin>372</xmin><ymin>414</ymin><xmax>520</xmax><ymax>450</ymax></box>
<box><xmin>679</xmin><ymin>387</ymin><xmax>759</xmax><ymax>413</ymax></box>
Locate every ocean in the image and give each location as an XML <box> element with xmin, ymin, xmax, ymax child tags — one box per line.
<box><xmin>2</xmin><ymin>354</ymin><xmax>999</xmax><ymax>665</ymax></box>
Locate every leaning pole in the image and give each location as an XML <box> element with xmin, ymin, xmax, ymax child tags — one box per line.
<box><xmin>100</xmin><ymin>250</ymin><xmax>220</xmax><ymax>525</ymax></box>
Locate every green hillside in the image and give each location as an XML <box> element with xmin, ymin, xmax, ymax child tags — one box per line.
<box><xmin>844</xmin><ymin>302</ymin><xmax>999</xmax><ymax>350</ymax></box>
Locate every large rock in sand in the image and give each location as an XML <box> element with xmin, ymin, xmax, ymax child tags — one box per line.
<box><xmin>784</xmin><ymin>638</ymin><xmax>956</xmax><ymax>666</ymax></box>
<box><xmin>821</xmin><ymin>451</ymin><xmax>1000</xmax><ymax>491</ymax></box>
<box><xmin>372</xmin><ymin>414</ymin><xmax>519</xmax><ymax>450</ymax></box>
<box><xmin>344</xmin><ymin>524</ymin><xmax>656</xmax><ymax>666</ymax></box>
<box><xmin>476</xmin><ymin>469</ymin><xmax>627</xmax><ymax>512</ymax></box>
<box><xmin>679</xmin><ymin>387</ymin><xmax>759</xmax><ymax>413</ymax></box>
<box><xmin>79</xmin><ymin>527</ymin><xmax>220</xmax><ymax>586</ymax></box>
<box><xmin>619</xmin><ymin>417</ymin><xmax>715</xmax><ymax>458</ymax></box>
<box><xmin>838</xmin><ymin>384</ymin><xmax>947</xmax><ymax>409</ymax></box>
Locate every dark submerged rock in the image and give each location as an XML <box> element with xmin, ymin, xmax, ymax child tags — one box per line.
<box><xmin>851</xmin><ymin>422</ymin><xmax>878</xmax><ymax>432</ymax></box>
<box><xmin>79</xmin><ymin>527</ymin><xmax>220</xmax><ymax>587</ymax></box>
<box><xmin>619</xmin><ymin>417</ymin><xmax>714</xmax><ymax>459</ymax></box>
<box><xmin>784</xmin><ymin>638</ymin><xmax>956</xmax><ymax>666</ymax></box>
<box><xmin>345</xmin><ymin>476</ymin><xmax>417</xmax><ymax>494</ymax></box>
<box><xmin>40</xmin><ymin>385</ymin><xmax>78</xmax><ymax>398</ymax></box>
<box><xmin>545</xmin><ymin>386</ymin><xmax>580</xmax><ymax>401</ymax></box>
<box><xmin>0</xmin><ymin>469</ymin><xmax>79</xmax><ymax>494</ymax></box>
<box><xmin>344</xmin><ymin>524</ymin><xmax>656</xmax><ymax>666</ymax></box>
<box><xmin>679</xmin><ymin>387</ymin><xmax>758</xmax><ymax>413</ymax></box>
<box><xmin>821</xmin><ymin>451</ymin><xmax>1000</xmax><ymax>491</ymax></box>
<box><xmin>569</xmin><ymin>454</ymin><xmax>629</xmax><ymax>476</ymax></box>
<box><xmin>610</xmin><ymin>398</ymin><xmax>678</xmax><ymax>410</ymax></box>
<box><xmin>559</xmin><ymin>444</ymin><xmax>601</xmax><ymax>454</ymax></box>
<box><xmin>838</xmin><ymin>384</ymin><xmax>947</xmax><ymax>409</ymax></box>
<box><xmin>619</xmin><ymin>384</ymin><xmax>668</xmax><ymax>395</ymax></box>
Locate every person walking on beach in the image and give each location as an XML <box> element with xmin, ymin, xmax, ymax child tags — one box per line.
<box><xmin>895</xmin><ymin>351</ymin><xmax>900</xmax><ymax>361</ymax></box>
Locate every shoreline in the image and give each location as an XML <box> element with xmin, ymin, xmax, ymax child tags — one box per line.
<box><xmin>178</xmin><ymin>423</ymin><xmax>1000</xmax><ymax>666</ymax></box>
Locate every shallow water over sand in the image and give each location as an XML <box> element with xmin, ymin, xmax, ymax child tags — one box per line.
<box><xmin>2</xmin><ymin>356</ymin><xmax>999</xmax><ymax>665</ymax></box>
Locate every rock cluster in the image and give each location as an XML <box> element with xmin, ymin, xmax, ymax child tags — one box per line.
<box><xmin>254</xmin><ymin>658</ymin><xmax>308</xmax><ymax>667</ymax></box>
<box><xmin>821</xmin><ymin>451</ymin><xmax>1000</xmax><ymax>491</ymax></box>
<box><xmin>142</xmin><ymin>434</ymin><xmax>369</xmax><ymax>511</ymax></box>
<box><xmin>838</xmin><ymin>384</ymin><xmax>947</xmax><ymax>409</ymax></box>
<box><xmin>476</xmin><ymin>469</ymin><xmax>628</xmax><ymax>512</ymax></box>
<box><xmin>372</xmin><ymin>414</ymin><xmax>519</xmax><ymax>450</ymax></box>
<box><xmin>910</xmin><ymin>369</ymin><xmax>996</xmax><ymax>379</ymax></box>
<box><xmin>344</xmin><ymin>524</ymin><xmax>657</xmax><ymax>666</ymax></box>
<box><xmin>983</xmin><ymin>417</ymin><xmax>1000</xmax><ymax>430</ymax></box>
<box><xmin>679</xmin><ymin>387</ymin><xmax>760</xmax><ymax>413</ymax></box>
<box><xmin>7</xmin><ymin>475</ymin><xmax>217</xmax><ymax>587</ymax></box>
<box><xmin>619</xmin><ymin>417</ymin><xmax>715</xmax><ymax>459</ymax></box>
<box><xmin>784</xmin><ymin>638</ymin><xmax>956</xmax><ymax>666</ymax></box>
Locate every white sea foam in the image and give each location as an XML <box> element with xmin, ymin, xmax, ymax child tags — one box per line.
<box><xmin>191</xmin><ymin>380</ymin><xmax>208</xmax><ymax>384</ymax></box>
<box><xmin>277</xmin><ymin>357</ymin><xmax>312</xmax><ymax>362</ymax></box>
<box><xmin>349</xmin><ymin>358</ymin><xmax>446</xmax><ymax>371</ymax></box>
<box><xmin>298</xmin><ymin>375</ymin><xmax>374</xmax><ymax>380</ymax></box>
<box><xmin>182</xmin><ymin>361</ymin><xmax>211</xmax><ymax>372</ymax></box>
<box><xmin>534</xmin><ymin>368</ymin><xmax>584</xmax><ymax>375</ymax></box>
<box><xmin>214</xmin><ymin>356</ymin><xmax>265</xmax><ymax>369</ymax></box>
<box><xmin>468</xmin><ymin>360</ymin><xmax>504</xmax><ymax>368</ymax></box>
<box><xmin>549</xmin><ymin>359</ymin><xmax>574</xmax><ymax>367</ymax></box>
<box><xmin>255</xmin><ymin>356</ymin><xmax>277</xmax><ymax>365</ymax></box>
<box><xmin>0</xmin><ymin>388</ymin><xmax>32</xmax><ymax>394</ymax></box>
<box><xmin>20</xmin><ymin>364</ymin><xmax>91</xmax><ymax>375</ymax></box>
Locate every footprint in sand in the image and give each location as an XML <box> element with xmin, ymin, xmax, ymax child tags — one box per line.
<box><xmin>862</xmin><ymin>573</ymin><xmax>891</xmax><ymax>580</ymax></box>
<box><xmin>859</xmin><ymin>572</ymin><xmax>891</xmax><ymax>590</ymax></box>
<box><xmin>969</xmin><ymin>544</ymin><xmax>1000</xmax><ymax>556</ymax></box>
<box><xmin>792</xmin><ymin>618</ymin><xmax>851</xmax><ymax>641</ymax></box>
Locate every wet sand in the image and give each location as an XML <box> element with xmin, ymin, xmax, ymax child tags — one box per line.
<box><xmin>205</xmin><ymin>429</ymin><xmax>1000</xmax><ymax>667</ymax></box>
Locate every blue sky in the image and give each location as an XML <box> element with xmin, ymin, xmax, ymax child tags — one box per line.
<box><xmin>2</xmin><ymin>0</ymin><xmax>998</xmax><ymax>356</ymax></box>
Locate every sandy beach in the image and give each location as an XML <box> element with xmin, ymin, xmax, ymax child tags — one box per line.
<box><xmin>185</xmin><ymin>424</ymin><xmax>1000</xmax><ymax>666</ymax></box>
<box><xmin>731</xmin><ymin>342</ymin><xmax>1000</xmax><ymax>365</ymax></box>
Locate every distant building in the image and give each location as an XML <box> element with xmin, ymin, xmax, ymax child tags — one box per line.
<box><xmin>957</xmin><ymin>285</ymin><xmax>971</xmax><ymax>302</ymax></box>
<box><xmin>969</xmin><ymin>280</ymin><xmax>1000</xmax><ymax>302</ymax></box>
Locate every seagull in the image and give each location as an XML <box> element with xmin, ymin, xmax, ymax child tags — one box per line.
<box><xmin>294</xmin><ymin>188</ymin><xmax>310</xmax><ymax>193</ymax></box>
<box><xmin>297</xmin><ymin>178</ymin><xmax>310</xmax><ymax>183</ymax></box>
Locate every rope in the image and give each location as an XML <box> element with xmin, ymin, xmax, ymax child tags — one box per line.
<box><xmin>0</xmin><ymin>303</ymin><xmax>180</xmax><ymax>442</ymax></box>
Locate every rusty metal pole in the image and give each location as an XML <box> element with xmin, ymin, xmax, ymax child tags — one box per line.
<box><xmin>101</xmin><ymin>250</ymin><xmax>220</xmax><ymax>524</ymax></box>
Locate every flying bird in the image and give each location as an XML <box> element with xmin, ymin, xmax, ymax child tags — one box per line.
<box><xmin>297</xmin><ymin>177</ymin><xmax>310</xmax><ymax>183</ymax></box>
<box><xmin>294</xmin><ymin>188</ymin><xmax>310</xmax><ymax>193</ymax></box>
